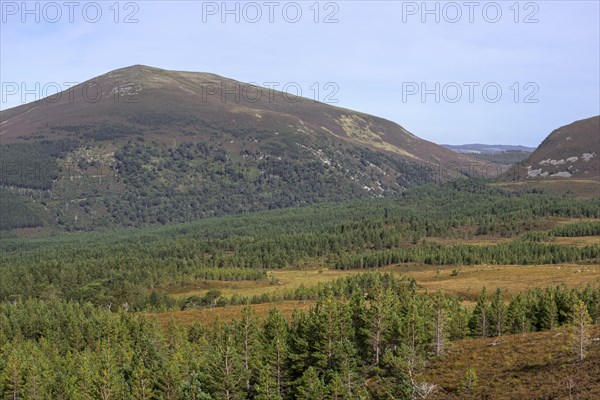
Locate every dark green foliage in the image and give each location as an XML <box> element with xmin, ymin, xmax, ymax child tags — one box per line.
<box><xmin>106</xmin><ymin>141</ymin><xmax>385</xmax><ymax>226</ymax></box>
<box><xmin>0</xmin><ymin>139</ymin><xmax>78</xmax><ymax>189</ymax></box>
<box><xmin>549</xmin><ymin>221</ymin><xmax>600</xmax><ymax>237</ymax></box>
<box><xmin>53</xmin><ymin>122</ymin><xmax>142</xmax><ymax>141</ymax></box>
<box><xmin>1</xmin><ymin>180</ymin><xmax>598</xmax><ymax>308</ymax></box>
<box><xmin>334</xmin><ymin>240</ymin><xmax>600</xmax><ymax>269</ymax></box>
<box><xmin>1</xmin><ymin>277</ymin><xmax>597</xmax><ymax>400</ymax></box>
<box><xmin>0</xmin><ymin>189</ymin><xmax>43</xmax><ymax>230</ymax></box>
<box><xmin>127</xmin><ymin>112</ymin><xmax>201</xmax><ymax>127</ymax></box>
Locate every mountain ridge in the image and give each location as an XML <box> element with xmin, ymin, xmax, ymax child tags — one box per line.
<box><xmin>1</xmin><ymin>65</ymin><xmax>496</xmax><ymax>231</ymax></box>
<box><xmin>442</xmin><ymin>144</ymin><xmax>536</xmax><ymax>154</ymax></box>
<box><xmin>0</xmin><ymin>65</ymin><xmax>482</xmax><ymax>168</ymax></box>
<box><xmin>506</xmin><ymin>116</ymin><xmax>600</xmax><ymax>180</ymax></box>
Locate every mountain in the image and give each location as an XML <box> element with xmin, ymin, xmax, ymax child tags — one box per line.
<box><xmin>443</xmin><ymin>144</ymin><xmax>534</xmax><ymax>165</ymax></box>
<box><xmin>442</xmin><ymin>144</ymin><xmax>535</xmax><ymax>154</ymax></box>
<box><xmin>0</xmin><ymin>65</ymin><xmax>490</xmax><ymax>231</ymax></box>
<box><xmin>506</xmin><ymin>116</ymin><xmax>600</xmax><ymax>180</ymax></box>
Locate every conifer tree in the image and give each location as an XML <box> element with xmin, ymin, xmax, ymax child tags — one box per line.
<box><xmin>236</xmin><ymin>306</ymin><xmax>261</xmax><ymax>393</ymax></box>
<box><xmin>92</xmin><ymin>343</ymin><xmax>127</xmax><ymax>400</ymax></box>
<box><xmin>287</xmin><ymin>310</ymin><xmax>313</xmax><ymax>383</ymax></box>
<box><xmin>432</xmin><ymin>290</ymin><xmax>449</xmax><ymax>356</ymax></box>
<box><xmin>571</xmin><ymin>300</ymin><xmax>592</xmax><ymax>362</ymax></box>
<box><xmin>508</xmin><ymin>293</ymin><xmax>530</xmax><ymax>334</ymax></box>
<box><xmin>459</xmin><ymin>367</ymin><xmax>478</xmax><ymax>393</ymax></box>
<box><xmin>362</xmin><ymin>284</ymin><xmax>395</xmax><ymax>366</ymax></box>
<box><xmin>131</xmin><ymin>359</ymin><xmax>155</xmax><ymax>400</ymax></box>
<box><xmin>295</xmin><ymin>367</ymin><xmax>326</xmax><ymax>400</ymax></box>
<box><xmin>262</xmin><ymin>308</ymin><xmax>289</xmax><ymax>398</ymax></box>
<box><xmin>23</xmin><ymin>344</ymin><xmax>53</xmax><ymax>400</ymax></box>
<box><xmin>254</xmin><ymin>365</ymin><xmax>279</xmax><ymax>400</ymax></box>
<box><xmin>469</xmin><ymin>288</ymin><xmax>490</xmax><ymax>337</ymax></box>
<box><xmin>1</xmin><ymin>348</ymin><xmax>24</xmax><ymax>400</ymax></box>
<box><xmin>489</xmin><ymin>288</ymin><xmax>507</xmax><ymax>337</ymax></box>
<box><xmin>537</xmin><ymin>288</ymin><xmax>558</xmax><ymax>330</ymax></box>
<box><xmin>312</xmin><ymin>295</ymin><xmax>353</xmax><ymax>371</ymax></box>
<box><xmin>178</xmin><ymin>372</ymin><xmax>213</xmax><ymax>400</ymax></box>
<box><xmin>206</xmin><ymin>324</ymin><xmax>246</xmax><ymax>400</ymax></box>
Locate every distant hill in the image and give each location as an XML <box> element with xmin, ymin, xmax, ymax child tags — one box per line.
<box><xmin>442</xmin><ymin>144</ymin><xmax>535</xmax><ymax>154</ymax></box>
<box><xmin>0</xmin><ymin>65</ymin><xmax>492</xmax><ymax>231</ymax></box>
<box><xmin>443</xmin><ymin>144</ymin><xmax>534</xmax><ymax>165</ymax></box>
<box><xmin>505</xmin><ymin>116</ymin><xmax>600</xmax><ymax>180</ymax></box>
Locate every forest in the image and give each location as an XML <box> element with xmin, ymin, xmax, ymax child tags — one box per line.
<box><xmin>1</xmin><ymin>273</ymin><xmax>598</xmax><ymax>400</ymax></box>
<box><xmin>1</xmin><ymin>180</ymin><xmax>599</xmax><ymax>310</ymax></box>
<box><xmin>1</xmin><ymin>179</ymin><xmax>599</xmax><ymax>399</ymax></box>
<box><xmin>0</xmin><ymin>133</ymin><xmax>436</xmax><ymax>231</ymax></box>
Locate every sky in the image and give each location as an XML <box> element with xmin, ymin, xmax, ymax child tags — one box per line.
<box><xmin>1</xmin><ymin>0</ymin><xmax>599</xmax><ymax>147</ymax></box>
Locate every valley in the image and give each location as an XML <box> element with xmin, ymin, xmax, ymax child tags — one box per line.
<box><xmin>0</xmin><ymin>66</ymin><xmax>598</xmax><ymax>400</ymax></box>
<box><xmin>2</xmin><ymin>176</ymin><xmax>599</xmax><ymax>398</ymax></box>
<box><xmin>3</xmin><ymin>0</ymin><xmax>599</xmax><ymax>395</ymax></box>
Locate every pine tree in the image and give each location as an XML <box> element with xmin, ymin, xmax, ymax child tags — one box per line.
<box><xmin>555</xmin><ymin>284</ymin><xmax>577</xmax><ymax>325</ymax></box>
<box><xmin>489</xmin><ymin>288</ymin><xmax>507</xmax><ymax>337</ymax></box>
<box><xmin>507</xmin><ymin>293</ymin><xmax>530</xmax><ymax>335</ymax></box>
<box><xmin>92</xmin><ymin>343</ymin><xmax>127</xmax><ymax>400</ymax></box>
<box><xmin>178</xmin><ymin>372</ymin><xmax>213</xmax><ymax>400</ymax></box>
<box><xmin>537</xmin><ymin>288</ymin><xmax>558</xmax><ymax>330</ymax></box>
<box><xmin>432</xmin><ymin>290</ymin><xmax>449</xmax><ymax>356</ymax></box>
<box><xmin>131</xmin><ymin>359</ymin><xmax>155</xmax><ymax>400</ymax></box>
<box><xmin>330</xmin><ymin>338</ymin><xmax>361</xmax><ymax>398</ymax></box>
<box><xmin>327</xmin><ymin>373</ymin><xmax>346</xmax><ymax>400</ymax></box>
<box><xmin>312</xmin><ymin>295</ymin><xmax>353</xmax><ymax>372</ymax></box>
<box><xmin>469</xmin><ymin>288</ymin><xmax>490</xmax><ymax>337</ymax></box>
<box><xmin>253</xmin><ymin>365</ymin><xmax>279</xmax><ymax>400</ymax></box>
<box><xmin>1</xmin><ymin>348</ymin><xmax>24</xmax><ymax>400</ymax></box>
<box><xmin>459</xmin><ymin>367</ymin><xmax>478</xmax><ymax>393</ymax></box>
<box><xmin>571</xmin><ymin>300</ymin><xmax>592</xmax><ymax>362</ymax></box>
<box><xmin>159</xmin><ymin>352</ymin><xmax>184</xmax><ymax>400</ymax></box>
<box><xmin>295</xmin><ymin>367</ymin><xmax>326</xmax><ymax>400</ymax></box>
<box><xmin>206</xmin><ymin>324</ymin><xmax>246</xmax><ymax>400</ymax></box>
<box><xmin>378</xmin><ymin>350</ymin><xmax>412</xmax><ymax>400</ymax></box>
<box><xmin>236</xmin><ymin>306</ymin><xmax>261</xmax><ymax>393</ymax></box>
<box><xmin>287</xmin><ymin>310</ymin><xmax>313</xmax><ymax>384</ymax></box>
<box><xmin>349</xmin><ymin>288</ymin><xmax>369</xmax><ymax>361</ymax></box>
<box><xmin>22</xmin><ymin>343</ymin><xmax>53</xmax><ymax>400</ymax></box>
<box><xmin>262</xmin><ymin>308</ymin><xmax>289</xmax><ymax>398</ymax></box>
<box><xmin>362</xmin><ymin>285</ymin><xmax>394</xmax><ymax>366</ymax></box>
<box><xmin>446</xmin><ymin>296</ymin><xmax>470</xmax><ymax>340</ymax></box>
<box><xmin>399</xmin><ymin>294</ymin><xmax>430</xmax><ymax>364</ymax></box>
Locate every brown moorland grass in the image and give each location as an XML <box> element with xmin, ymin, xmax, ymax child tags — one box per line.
<box><xmin>145</xmin><ymin>300</ymin><xmax>315</xmax><ymax>327</ymax></box>
<box><xmin>423</xmin><ymin>326</ymin><xmax>600</xmax><ymax>400</ymax></box>
<box><xmin>552</xmin><ymin>236</ymin><xmax>600</xmax><ymax>247</ymax></box>
<box><xmin>392</xmin><ymin>263</ymin><xmax>600</xmax><ymax>301</ymax></box>
<box><xmin>165</xmin><ymin>262</ymin><xmax>600</xmax><ymax>304</ymax></box>
<box><xmin>492</xmin><ymin>179</ymin><xmax>600</xmax><ymax>200</ymax></box>
<box><xmin>167</xmin><ymin>268</ymin><xmax>365</xmax><ymax>299</ymax></box>
<box><xmin>149</xmin><ymin>263</ymin><xmax>600</xmax><ymax>330</ymax></box>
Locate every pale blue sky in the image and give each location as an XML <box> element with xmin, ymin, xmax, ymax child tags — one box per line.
<box><xmin>1</xmin><ymin>0</ymin><xmax>599</xmax><ymax>146</ymax></box>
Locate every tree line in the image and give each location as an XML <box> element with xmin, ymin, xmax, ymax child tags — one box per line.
<box><xmin>2</xmin><ymin>181</ymin><xmax>598</xmax><ymax>309</ymax></box>
<box><xmin>1</xmin><ymin>273</ymin><xmax>598</xmax><ymax>400</ymax></box>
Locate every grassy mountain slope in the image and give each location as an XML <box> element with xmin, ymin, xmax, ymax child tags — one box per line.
<box><xmin>1</xmin><ymin>65</ymin><xmax>480</xmax><ymax>167</ymax></box>
<box><xmin>507</xmin><ymin>116</ymin><xmax>600</xmax><ymax>180</ymax></box>
<box><xmin>425</xmin><ymin>327</ymin><xmax>600</xmax><ymax>400</ymax></box>
<box><xmin>0</xmin><ymin>65</ymin><xmax>492</xmax><ymax>231</ymax></box>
